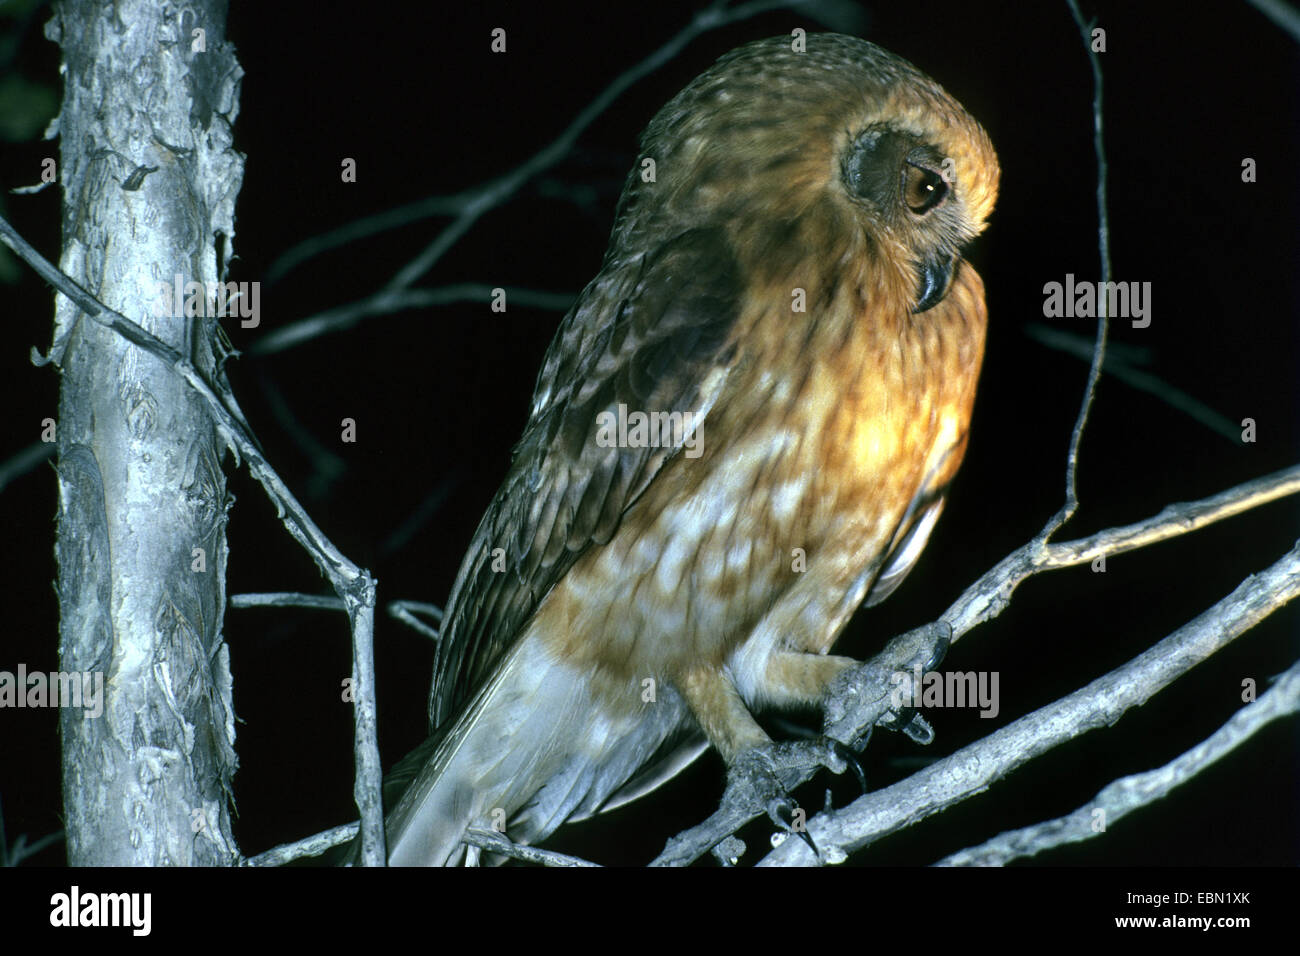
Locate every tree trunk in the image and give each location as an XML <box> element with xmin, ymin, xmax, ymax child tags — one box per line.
<box><xmin>50</xmin><ymin>0</ymin><xmax>244</xmax><ymax>865</ymax></box>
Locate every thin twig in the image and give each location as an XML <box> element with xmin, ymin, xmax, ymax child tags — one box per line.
<box><xmin>943</xmin><ymin>463</ymin><xmax>1300</xmax><ymax>644</ymax></box>
<box><xmin>384</xmin><ymin>0</ymin><xmax>813</xmax><ymax>292</ymax></box>
<box><xmin>378</xmin><ymin>474</ymin><xmax>462</xmax><ymax>560</ymax></box>
<box><xmin>265</xmin><ymin>192</ymin><xmax>481</xmax><ymax>285</ymax></box>
<box><xmin>1023</xmin><ymin>323</ymin><xmax>1239</xmax><ymax>442</ymax></box>
<box><xmin>1032</xmin><ymin>464</ymin><xmax>1300</xmax><ymax>571</ymax></box>
<box><xmin>254</xmin><ymin>370</ymin><xmax>348</xmax><ymax>499</ymax></box>
<box><xmin>229</xmin><ymin>592</ymin><xmax>346</xmax><ymax>611</ymax></box>
<box><xmin>252</xmin><ymin>0</ymin><xmax>822</xmax><ymax>356</ymax></box>
<box><xmin>248</xmin><ymin>284</ymin><xmax>576</xmax><ymax>357</ymax></box>
<box><xmin>464</xmin><ymin>827</ymin><xmax>601</xmax><ymax>867</ymax></box>
<box><xmin>387</xmin><ymin>601</ymin><xmax>444</xmax><ymax>643</ymax></box>
<box><xmin>0</xmin><ymin>212</ymin><xmax>386</xmax><ymax>867</ymax></box>
<box><xmin>242</xmin><ymin>823</ymin><xmax>358</xmax><ymax>867</ymax></box>
<box><xmin>0</xmin><ymin>441</ymin><xmax>54</xmax><ymax>494</ymax></box>
<box><xmin>0</xmin><ymin>797</ymin><xmax>65</xmax><ymax>867</ymax></box>
<box><xmin>936</xmin><ymin>656</ymin><xmax>1300</xmax><ymax>866</ymax></box>
<box><xmin>1040</xmin><ymin>0</ymin><xmax>1112</xmax><ymax>545</ymax></box>
<box><xmin>1245</xmin><ymin>0</ymin><xmax>1300</xmax><ymax>42</ymax></box>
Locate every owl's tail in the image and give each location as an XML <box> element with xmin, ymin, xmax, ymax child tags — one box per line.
<box><xmin>351</xmin><ymin>630</ymin><xmax>684</xmax><ymax>866</ymax></box>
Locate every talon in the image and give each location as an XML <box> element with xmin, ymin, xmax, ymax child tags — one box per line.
<box><xmin>769</xmin><ymin>795</ymin><xmax>798</xmax><ymax>831</ymax></box>
<box><xmin>899</xmin><ymin>711</ymin><xmax>934</xmax><ymax>745</ymax></box>
<box><xmin>878</xmin><ymin>705</ymin><xmax>934</xmax><ymax>744</ymax></box>
<box><xmin>847</xmin><ymin>755</ymin><xmax>868</xmax><ymax>794</ymax></box>
<box><xmin>923</xmin><ymin>630</ymin><xmax>951</xmax><ymax>673</ymax></box>
<box><xmin>770</xmin><ymin>799</ymin><xmax>818</xmax><ymax>858</ymax></box>
<box><xmin>724</xmin><ymin>743</ymin><xmax>839</xmax><ymax>861</ymax></box>
<box><xmin>878</xmin><ymin>704</ymin><xmax>917</xmax><ymax>732</ymax></box>
<box><xmin>827</xmin><ymin>738</ymin><xmax>868</xmax><ymax>793</ymax></box>
<box><xmin>796</xmin><ymin>827</ymin><xmax>819</xmax><ymax>858</ymax></box>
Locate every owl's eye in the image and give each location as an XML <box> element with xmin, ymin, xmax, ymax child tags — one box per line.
<box><xmin>903</xmin><ymin>162</ymin><xmax>948</xmax><ymax>215</ymax></box>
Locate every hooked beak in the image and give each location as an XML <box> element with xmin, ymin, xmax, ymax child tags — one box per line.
<box><xmin>912</xmin><ymin>252</ymin><xmax>955</xmax><ymax>313</ymax></box>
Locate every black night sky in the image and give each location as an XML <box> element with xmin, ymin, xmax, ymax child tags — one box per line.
<box><xmin>0</xmin><ymin>0</ymin><xmax>1297</xmax><ymax>884</ymax></box>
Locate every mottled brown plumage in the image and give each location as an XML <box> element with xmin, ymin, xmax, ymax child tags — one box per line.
<box><xmin>380</xmin><ymin>33</ymin><xmax>998</xmax><ymax>865</ymax></box>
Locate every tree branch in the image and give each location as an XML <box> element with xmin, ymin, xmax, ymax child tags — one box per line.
<box><xmin>936</xmin><ymin>655</ymin><xmax>1300</xmax><ymax>866</ymax></box>
<box><xmin>0</xmin><ymin>210</ymin><xmax>386</xmax><ymax>866</ymax></box>
<box><xmin>1040</xmin><ymin>0</ymin><xmax>1112</xmax><ymax>544</ymax></box>
<box><xmin>251</xmin><ymin>0</ymin><xmax>842</xmax><ymax>355</ymax></box>
<box><xmin>653</xmin><ymin>463</ymin><xmax>1300</xmax><ymax>866</ymax></box>
<box><xmin>760</xmin><ymin>539</ymin><xmax>1300</xmax><ymax>865</ymax></box>
<box><xmin>463</xmin><ymin>828</ymin><xmax>601</xmax><ymax>867</ymax></box>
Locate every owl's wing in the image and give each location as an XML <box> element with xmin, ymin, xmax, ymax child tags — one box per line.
<box><xmin>864</xmin><ymin>497</ymin><xmax>945</xmax><ymax>608</ymax></box>
<box><xmin>429</xmin><ymin>227</ymin><xmax>743</xmax><ymax>728</ymax></box>
<box><xmin>864</xmin><ymin>410</ymin><xmax>971</xmax><ymax>608</ymax></box>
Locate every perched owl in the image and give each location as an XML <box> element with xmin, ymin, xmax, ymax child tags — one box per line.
<box><xmin>376</xmin><ymin>33</ymin><xmax>998</xmax><ymax>865</ymax></box>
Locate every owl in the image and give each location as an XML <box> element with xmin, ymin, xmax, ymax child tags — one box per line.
<box><xmin>376</xmin><ymin>32</ymin><xmax>998</xmax><ymax>865</ymax></box>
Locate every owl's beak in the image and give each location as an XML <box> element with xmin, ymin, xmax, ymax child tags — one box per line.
<box><xmin>912</xmin><ymin>252</ymin><xmax>955</xmax><ymax>313</ymax></box>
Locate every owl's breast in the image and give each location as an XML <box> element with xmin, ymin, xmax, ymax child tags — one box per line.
<box><xmin>534</xmin><ymin>262</ymin><xmax>986</xmax><ymax>700</ymax></box>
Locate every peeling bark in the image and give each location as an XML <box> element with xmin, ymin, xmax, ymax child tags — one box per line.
<box><xmin>50</xmin><ymin>0</ymin><xmax>243</xmax><ymax>865</ymax></box>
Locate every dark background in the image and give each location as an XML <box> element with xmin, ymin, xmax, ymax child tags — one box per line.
<box><xmin>0</xmin><ymin>0</ymin><xmax>1296</xmax><ymax>868</ymax></box>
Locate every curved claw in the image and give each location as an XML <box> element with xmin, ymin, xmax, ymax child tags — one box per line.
<box><xmin>795</xmin><ymin>828</ymin><xmax>818</xmax><ymax>858</ymax></box>
<box><xmin>899</xmin><ymin>711</ymin><xmax>934</xmax><ymax>745</ymax></box>
<box><xmin>923</xmin><ymin>628</ymin><xmax>952</xmax><ymax>673</ymax></box>
<box><xmin>827</xmin><ymin>738</ymin><xmax>868</xmax><ymax>794</ymax></box>
<box><xmin>878</xmin><ymin>708</ymin><xmax>932</xmax><ymax>743</ymax></box>
<box><xmin>725</xmin><ymin>743</ymin><xmax>846</xmax><ymax>861</ymax></box>
<box><xmin>878</xmin><ymin>704</ymin><xmax>918</xmax><ymax>732</ymax></box>
<box><xmin>771</xmin><ymin>799</ymin><xmax>819</xmax><ymax>859</ymax></box>
<box><xmin>877</xmin><ymin>705</ymin><xmax>934</xmax><ymax>745</ymax></box>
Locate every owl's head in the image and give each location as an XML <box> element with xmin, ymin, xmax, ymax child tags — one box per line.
<box><xmin>621</xmin><ymin>33</ymin><xmax>1000</xmax><ymax>315</ymax></box>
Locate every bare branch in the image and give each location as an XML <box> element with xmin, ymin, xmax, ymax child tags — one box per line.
<box><xmin>252</xmin><ymin>0</ymin><xmax>827</xmax><ymax>356</ymax></box>
<box><xmin>656</xmin><ymin>465</ymin><xmax>1300</xmax><ymax>865</ymax></box>
<box><xmin>1033</xmin><ymin>464</ymin><xmax>1300</xmax><ymax>571</ymax></box>
<box><xmin>265</xmin><ymin>192</ymin><xmax>482</xmax><ymax>285</ymax></box>
<box><xmin>386</xmin><ymin>0</ymin><xmax>821</xmax><ymax>291</ymax></box>
<box><xmin>0</xmin><ymin>441</ymin><xmax>53</xmax><ymax>494</ymax></box>
<box><xmin>0</xmin><ymin>212</ymin><xmax>386</xmax><ymax>866</ymax></box>
<box><xmin>464</xmin><ymin>828</ymin><xmax>601</xmax><ymax>867</ymax></box>
<box><xmin>255</xmin><ymin>372</ymin><xmax>348</xmax><ymax>499</ymax></box>
<box><xmin>0</xmin><ymin>797</ymin><xmax>64</xmax><ymax>867</ymax></box>
<box><xmin>248</xmin><ymin>285</ymin><xmax>576</xmax><ymax>357</ymax></box>
<box><xmin>936</xmin><ymin>656</ymin><xmax>1300</xmax><ymax>866</ymax></box>
<box><xmin>387</xmin><ymin>601</ymin><xmax>444</xmax><ymax>643</ymax></box>
<box><xmin>654</xmin><ymin>620</ymin><xmax>948</xmax><ymax>866</ymax></box>
<box><xmin>243</xmin><ymin>823</ymin><xmax>358</xmax><ymax>867</ymax></box>
<box><xmin>1023</xmin><ymin>323</ymin><xmax>1239</xmax><ymax>442</ymax></box>
<box><xmin>1041</xmin><ymin>0</ymin><xmax>1113</xmax><ymax>543</ymax></box>
<box><xmin>377</xmin><ymin>476</ymin><xmax>462</xmax><ymax>560</ymax></box>
<box><xmin>759</xmin><ymin>539</ymin><xmax>1300</xmax><ymax>865</ymax></box>
<box><xmin>1245</xmin><ymin>0</ymin><xmax>1300</xmax><ymax>43</ymax></box>
<box><xmin>943</xmin><ymin>464</ymin><xmax>1300</xmax><ymax>644</ymax></box>
<box><xmin>229</xmin><ymin>592</ymin><xmax>346</xmax><ymax>611</ymax></box>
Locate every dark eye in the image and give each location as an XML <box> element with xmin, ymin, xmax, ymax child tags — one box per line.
<box><xmin>903</xmin><ymin>162</ymin><xmax>947</xmax><ymax>214</ymax></box>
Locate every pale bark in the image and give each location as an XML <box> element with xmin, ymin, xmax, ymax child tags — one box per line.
<box><xmin>50</xmin><ymin>0</ymin><xmax>243</xmax><ymax>865</ymax></box>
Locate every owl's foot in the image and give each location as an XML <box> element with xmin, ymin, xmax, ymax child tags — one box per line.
<box><xmin>877</xmin><ymin>626</ymin><xmax>947</xmax><ymax>743</ymax></box>
<box><xmin>724</xmin><ymin>737</ymin><xmax>866</xmax><ymax>859</ymax></box>
<box><xmin>877</xmin><ymin>706</ymin><xmax>935</xmax><ymax>744</ymax></box>
<box><xmin>725</xmin><ymin>747</ymin><xmax>818</xmax><ymax>859</ymax></box>
<box><xmin>822</xmin><ymin>620</ymin><xmax>951</xmax><ymax>748</ymax></box>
